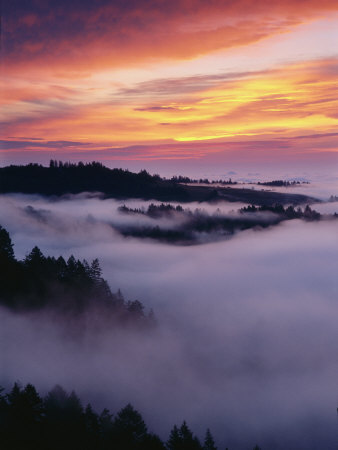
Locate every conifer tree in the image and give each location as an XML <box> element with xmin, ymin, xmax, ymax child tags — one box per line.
<box><xmin>0</xmin><ymin>225</ymin><xmax>15</xmax><ymax>260</ymax></box>
<box><xmin>113</xmin><ymin>403</ymin><xmax>148</xmax><ymax>449</ymax></box>
<box><xmin>90</xmin><ymin>258</ymin><xmax>102</xmax><ymax>284</ymax></box>
<box><xmin>203</xmin><ymin>428</ymin><xmax>217</xmax><ymax>450</ymax></box>
<box><xmin>24</xmin><ymin>246</ymin><xmax>45</xmax><ymax>266</ymax></box>
<box><xmin>167</xmin><ymin>424</ymin><xmax>181</xmax><ymax>450</ymax></box>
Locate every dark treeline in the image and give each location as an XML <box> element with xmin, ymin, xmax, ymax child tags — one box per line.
<box><xmin>118</xmin><ymin>203</ymin><xmax>186</xmax><ymax>218</ymax></box>
<box><xmin>239</xmin><ymin>204</ymin><xmax>321</xmax><ymax>220</ymax></box>
<box><xmin>0</xmin><ymin>382</ymin><xmax>262</xmax><ymax>450</ymax></box>
<box><xmin>257</xmin><ymin>180</ymin><xmax>309</xmax><ymax>187</ymax></box>
<box><xmin>116</xmin><ymin>203</ymin><xmax>322</xmax><ymax>244</ymax></box>
<box><xmin>119</xmin><ymin>202</ymin><xmax>321</xmax><ymax>220</ymax></box>
<box><xmin>0</xmin><ymin>225</ymin><xmax>152</xmax><ymax>325</ymax></box>
<box><xmin>170</xmin><ymin>175</ymin><xmax>237</xmax><ymax>185</ymax></box>
<box><xmin>0</xmin><ymin>161</ymin><xmax>318</xmax><ymax>206</ymax></box>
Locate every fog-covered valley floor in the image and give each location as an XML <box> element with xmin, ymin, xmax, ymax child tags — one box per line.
<box><xmin>1</xmin><ymin>193</ymin><xmax>338</xmax><ymax>449</ymax></box>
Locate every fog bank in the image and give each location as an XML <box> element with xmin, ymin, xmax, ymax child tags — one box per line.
<box><xmin>0</xmin><ymin>194</ymin><xmax>337</xmax><ymax>449</ymax></box>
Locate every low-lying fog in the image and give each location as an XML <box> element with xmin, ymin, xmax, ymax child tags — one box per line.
<box><xmin>1</xmin><ymin>193</ymin><xmax>338</xmax><ymax>449</ymax></box>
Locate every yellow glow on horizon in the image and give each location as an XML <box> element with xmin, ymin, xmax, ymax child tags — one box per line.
<box><xmin>2</xmin><ymin>57</ymin><xmax>337</xmax><ymax>151</ymax></box>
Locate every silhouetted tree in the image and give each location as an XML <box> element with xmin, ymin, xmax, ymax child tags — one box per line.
<box><xmin>127</xmin><ymin>300</ymin><xmax>144</xmax><ymax>317</ymax></box>
<box><xmin>167</xmin><ymin>425</ymin><xmax>181</xmax><ymax>450</ymax></box>
<box><xmin>5</xmin><ymin>383</ymin><xmax>44</xmax><ymax>449</ymax></box>
<box><xmin>113</xmin><ymin>403</ymin><xmax>148</xmax><ymax>449</ymax></box>
<box><xmin>24</xmin><ymin>246</ymin><xmax>45</xmax><ymax>267</ymax></box>
<box><xmin>0</xmin><ymin>225</ymin><xmax>14</xmax><ymax>261</ymax></box>
<box><xmin>90</xmin><ymin>258</ymin><xmax>102</xmax><ymax>284</ymax></box>
<box><xmin>84</xmin><ymin>404</ymin><xmax>100</xmax><ymax>449</ymax></box>
<box><xmin>167</xmin><ymin>421</ymin><xmax>202</xmax><ymax>450</ymax></box>
<box><xmin>203</xmin><ymin>429</ymin><xmax>217</xmax><ymax>450</ymax></box>
<box><xmin>179</xmin><ymin>421</ymin><xmax>202</xmax><ymax>450</ymax></box>
<box><xmin>44</xmin><ymin>385</ymin><xmax>85</xmax><ymax>450</ymax></box>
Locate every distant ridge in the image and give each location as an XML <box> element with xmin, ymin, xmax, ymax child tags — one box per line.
<box><xmin>0</xmin><ymin>161</ymin><xmax>318</xmax><ymax>206</ymax></box>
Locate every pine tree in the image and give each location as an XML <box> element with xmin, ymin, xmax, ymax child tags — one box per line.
<box><xmin>84</xmin><ymin>404</ymin><xmax>100</xmax><ymax>447</ymax></box>
<box><xmin>167</xmin><ymin>425</ymin><xmax>181</xmax><ymax>450</ymax></box>
<box><xmin>22</xmin><ymin>383</ymin><xmax>44</xmax><ymax>423</ymax></box>
<box><xmin>0</xmin><ymin>225</ymin><xmax>15</xmax><ymax>260</ymax></box>
<box><xmin>203</xmin><ymin>428</ymin><xmax>217</xmax><ymax>450</ymax></box>
<box><xmin>6</xmin><ymin>383</ymin><xmax>44</xmax><ymax>449</ymax></box>
<box><xmin>167</xmin><ymin>421</ymin><xmax>202</xmax><ymax>450</ymax></box>
<box><xmin>113</xmin><ymin>403</ymin><xmax>148</xmax><ymax>449</ymax></box>
<box><xmin>99</xmin><ymin>407</ymin><xmax>113</xmax><ymax>441</ymax></box>
<box><xmin>127</xmin><ymin>300</ymin><xmax>144</xmax><ymax>316</ymax></box>
<box><xmin>24</xmin><ymin>246</ymin><xmax>45</xmax><ymax>267</ymax></box>
<box><xmin>90</xmin><ymin>258</ymin><xmax>102</xmax><ymax>284</ymax></box>
<box><xmin>66</xmin><ymin>255</ymin><xmax>77</xmax><ymax>275</ymax></box>
<box><xmin>179</xmin><ymin>421</ymin><xmax>202</xmax><ymax>449</ymax></box>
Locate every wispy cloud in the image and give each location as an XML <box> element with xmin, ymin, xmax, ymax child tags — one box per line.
<box><xmin>3</xmin><ymin>1</ymin><xmax>338</xmax><ymax>75</ymax></box>
<box><xmin>3</xmin><ymin>58</ymin><xmax>337</xmax><ymax>150</ymax></box>
<box><xmin>0</xmin><ymin>140</ymin><xmax>92</xmax><ymax>150</ymax></box>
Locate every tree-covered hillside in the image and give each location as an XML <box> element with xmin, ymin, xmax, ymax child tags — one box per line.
<box><xmin>0</xmin><ymin>161</ymin><xmax>318</xmax><ymax>205</ymax></box>
<box><xmin>0</xmin><ymin>161</ymin><xmax>188</xmax><ymax>201</ymax></box>
<box><xmin>116</xmin><ymin>202</ymin><xmax>322</xmax><ymax>244</ymax></box>
<box><xmin>0</xmin><ymin>225</ymin><xmax>152</xmax><ymax>325</ymax></box>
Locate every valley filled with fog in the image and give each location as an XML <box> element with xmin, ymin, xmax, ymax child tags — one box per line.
<box><xmin>0</xmin><ymin>191</ymin><xmax>338</xmax><ymax>449</ymax></box>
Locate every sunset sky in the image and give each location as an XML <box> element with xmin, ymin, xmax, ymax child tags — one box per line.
<box><xmin>1</xmin><ymin>0</ymin><xmax>338</xmax><ymax>176</ymax></box>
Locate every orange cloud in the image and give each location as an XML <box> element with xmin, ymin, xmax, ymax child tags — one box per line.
<box><xmin>2</xmin><ymin>58</ymin><xmax>337</xmax><ymax>160</ymax></box>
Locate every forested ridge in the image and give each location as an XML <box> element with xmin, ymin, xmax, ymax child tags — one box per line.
<box><xmin>0</xmin><ymin>225</ymin><xmax>152</xmax><ymax>325</ymax></box>
<box><xmin>116</xmin><ymin>202</ymin><xmax>322</xmax><ymax>244</ymax></box>
<box><xmin>0</xmin><ymin>381</ymin><xmax>262</xmax><ymax>450</ymax></box>
<box><xmin>0</xmin><ymin>161</ymin><xmax>318</xmax><ymax>205</ymax></box>
<box><xmin>0</xmin><ymin>161</ymin><xmax>188</xmax><ymax>201</ymax></box>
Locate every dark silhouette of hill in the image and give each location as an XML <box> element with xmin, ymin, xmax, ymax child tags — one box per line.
<box><xmin>0</xmin><ymin>161</ymin><xmax>189</xmax><ymax>202</ymax></box>
<box><xmin>0</xmin><ymin>161</ymin><xmax>318</xmax><ymax>206</ymax></box>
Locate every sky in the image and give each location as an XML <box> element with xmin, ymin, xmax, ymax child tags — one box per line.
<box><xmin>1</xmin><ymin>0</ymin><xmax>338</xmax><ymax>176</ymax></box>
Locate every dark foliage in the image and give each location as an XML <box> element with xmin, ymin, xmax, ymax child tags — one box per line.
<box><xmin>0</xmin><ymin>382</ymin><xmax>230</xmax><ymax>450</ymax></box>
<box><xmin>0</xmin><ymin>226</ymin><xmax>153</xmax><ymax>326</ymax></box>
<box><xmin>167</xmin><ymin>421</ymin><xmax>202</xmax><ymax>449</ymax></box>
